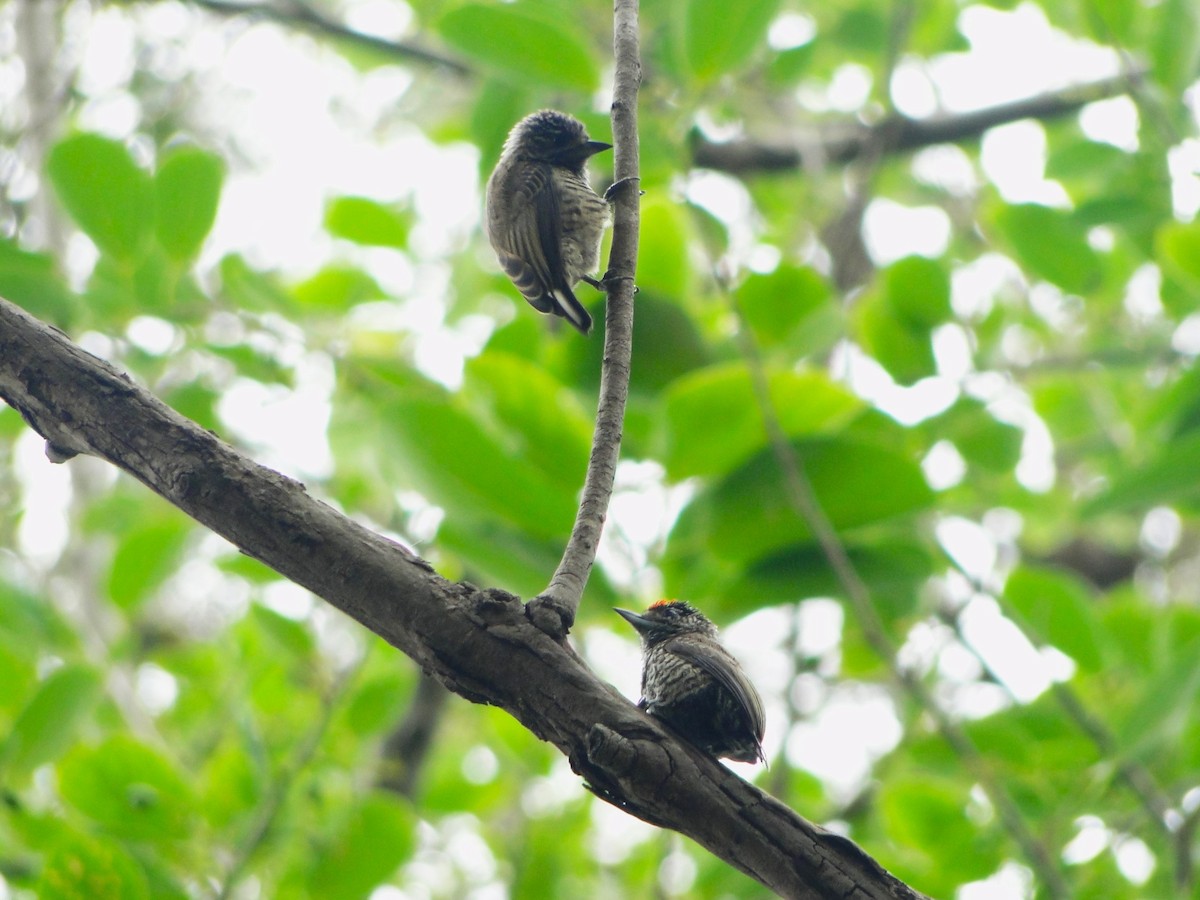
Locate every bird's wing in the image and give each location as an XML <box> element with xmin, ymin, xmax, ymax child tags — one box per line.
<box><xmin>492</xmin><ymin>162</ymin><xmax>592</xmax><ymax>334</ymax></box>
<box><xmin>669</xmin><ymin>641</ymin><xmax>766</xmax><ymax>741</ymax></box>
<box><xmin>494</xmin><ymin>161</ymin><xmax>565</xmax><ymax>297</ymax></box>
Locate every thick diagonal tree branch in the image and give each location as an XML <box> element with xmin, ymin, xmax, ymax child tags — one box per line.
<box><xmin>0</xmin><ymin>294</ymin><xmax>926</xmax><ymax>899</ymax></box>
<box><xmin>532</xmin><ymin>0</ymin><xmax>641</xmax><ymax>636</ymax></box>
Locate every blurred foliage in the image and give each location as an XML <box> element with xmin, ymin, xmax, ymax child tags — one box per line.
<box><xmin>0</xmin><ymin>0</ymin><xmax>1199</xmax><ymax>897</ymax></box>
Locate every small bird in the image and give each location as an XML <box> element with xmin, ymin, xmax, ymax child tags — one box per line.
<box><xmin>615</xmin><ymin>600</ymin><xmax>766</xmax><ymax>764</ymax></box>
<box><xmin>485</xmin><ymin>109</ymin><xmax>612</xmax><ymax>335</ymax></box>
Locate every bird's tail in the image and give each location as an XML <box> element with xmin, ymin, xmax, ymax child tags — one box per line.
<box><xmin>550</xmin><ymin>286</ymin><xmax>593</xmax><ymax>335</ymax></box>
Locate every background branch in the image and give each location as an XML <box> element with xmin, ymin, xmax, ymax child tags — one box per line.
<box><xmin>376</xmin><ymin>673</ymin><xmax>449</xmax><ymax>799</ymax></box>
<box><xmin>692</xmin><ymin>72</ymin><xmax>1142</xmax><ymax>174</ymax></box>
<box><xmin>533</xmin><ymin>0</ymin><xmax>642</xmax><ymax>635</ymax></box>
<box><xmin>727</xmin><ymin>289</ymin><xmax>1070</xmax><ymax>898</ymax></box>
<box><xmin>939</xmin><ymin>561</ymin><xmax>1180</xmax><ymax>883</ymax></box>
<box><xmin>142</xmin><ymin>0</ymin><xmax>472</xmax><ymax>74</ymax></box>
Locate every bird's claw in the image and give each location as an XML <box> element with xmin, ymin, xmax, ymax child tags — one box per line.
<box><xmin>604</xmin><ymin>177</ymin><xmax>641</xmax><ymax>202</ymax></box>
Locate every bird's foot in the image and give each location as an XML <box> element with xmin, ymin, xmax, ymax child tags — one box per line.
<box><xmin>604</xmin><ymin>177</ymin><xmax>642</xmax><ymax>203</ymax></box>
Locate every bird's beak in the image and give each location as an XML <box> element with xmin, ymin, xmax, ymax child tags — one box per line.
<box><xmin>614</xmin><ymin>607</ymin><xmax>651</xmax><ymax>634</ymax></box>
<box><xmin>555</xmin><ymin>140</ymin><xmax>612</xmax><ymax>167</ymax></box>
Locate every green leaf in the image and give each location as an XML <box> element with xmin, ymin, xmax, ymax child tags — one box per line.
<box><xmin>250</xmin><ymin>604</ymin><xmax>315</xmax><ymax>657</ymax></box>
<box><xmin>0</xmin><ymin>582</ymin><xmax>77</xmax><ymax>658</ymax></box>
<box><xmin>154</xmin><ymin>146</ymin><xmax>224</xmax><ymax>262</ymax></box>
<box><xmin>669</xmin><ymin>438</ymin><xmax>933</xmax><ymax>565</ymax></box>
<box><xmin>471</xmin><ymin>79</ymin><xmax>531</xmax><ymax>174</ymax></box>
<box><xmin>383</xmin><ymin>396</ymin><xmax>577</xmax><ymax>539</ymax></box>
<box><xmin>855</xmin><ymin>256</ymin><xmax>951</xmax><ymax>385</ymax></box>
<box><xmin>767</xmin><ymin>43</ymin><xmax>816</xmax><ymax>86</ymax></box>
<box><xmin>964</xmin><ymin>698</ymin><xmax>1093</xmax><ymax>779</ymax></box>
<box><xmin>929</xmin><ymin>399</ymin><xmax>1022</xmax><ymax>473</ymax></box>
<box><xmin>662</xmin><ymin>363</ymin><xmax>862</xmax><ymax>480</ymax></box>
<box><xmin>684</xmin><ymin>0</ymin><xmax>780</xmax><ymax>79</ymax></box>
<box><xmin>47</xmin><ymin>134</ymin><xmax>155</xmax><ymax>263</ymax></box>
<box><xmin>1004</xmin><ymin>566</ymin><xmax>1104</xmax><ymax>671</ymax></box>
<box><xmin>218</xmin><ymin>254</ymin><xmax>295</xmax><ymax>312</ymax></box>
<box><xmin>305</xmin><ymin>793</ymin><xmax>416</xmax><ymax>899</ymax></box>
<box><xmin>881</xmin><ymin>255</ymin><xmax>952</xmax><ymax>328</ymax></box>
<box><xmin>830</xmin><ymin>6</ymin><xmax>889</xmax><ymax>56</ymax></box>
<box><xmin>1084</xmin><ymin>432</ymin><xmax>1200</xmax><ymax>515</ymax></box>
<box><xmin>59</xmin><ymin>736</ymin><xmax>195</xmax><ymax>841</ymax></box>
<box><xmin>1046</xmin><ymin>138</ymin><xmax>1131</xmax><ymax>186</ymax></box>
<box><xmin>1151</xmin><ymin>0</ymin><xmax>1200</xmax><ymax>92</ymax></box>
<box><xmin>736</xmin><ymin>264</ymin><xmax>838</xmax><ymax>353</ymax></box>
<box><xmin>880</xmin><ymin>775</ymin><xmax>1002</xmax><ymax>888</ymax></box>
<box><xmin>215</xmin><ymin>552</ymin><xmax>283</xmax><ymax>584</ymax></box>
<box><xmin>200</xmin><ymin>738</ymin><xmax>264</xmax><ymax>829</ymax></box>
<box><xmin>992</xmin><ymin>203</ymin><xmax>1100</xmax><ymax>294</ymax></box>
<box><xmin>1156</xmin><ymin>219</ymin><xmax>1200</xmax><ymax>287</ymax></box>
<box><xmin>0</xmin><ymin>644</ymin><xmax>35</xmax><ymax>717</ymax></box>
<box><xmin>107</xmin><ymin>515</ymin><xmax>191</xmax><ymax>609</ymax></box>
<box><xmin>1117</xmin><ymin>634</ymin><xmax>1200</xmax><ymax>756</ymax></box>
<box><xmin>343</xmin><ymin>673</ymin><xmax>408</xmax><ymax>736</ymax></box>
<box><xmin>0</xmin><ymin>665</ymin><xmax>101</xmax><ymax>781</ymax></box>
<box><xmin>324</xmin><ymin>196</ymin><xmax>410</xmax><ymax>249</ymax></box>
<box><xmin>293</xmin><ymin>265</ymin><xmax>385</xmax><ymax>309</ymax></box>
<box><xmin>562</xmin><ymin>293</ymin><xmax>712</xmax><ymax>400</ymax></box>
<box><xmin>464</xmin><ymin>351</ymin><xmax>591</xmax><ymax>488</ymax></box>
<box><xmin>0</xmin><ymin>240</ymin><xmax>78</xmax><ymax>324</ymax></box>
<box><xmin>858</xmin><ymin>299</ymin><xmax>935</xmax><ymax>385</ymax></box>
<box><xmin>161</xmin><ymin>380</ymin><xmax>219</xmax><ymax>431</ymax></box>
<box><xmin>438</xmin><ymin>5</ymin><xmax>599</xmax><ymax>91</ymax></box>
<box><xmin>637</xmin><ymin>198</ymin><xmax>691</xmax><ymax>299</ymax></box>
<box><xmin>714</xmin><ymin>541</ymin><xmax>932</xmax><ymax>622</ymax></box>
<box><xmin>130</xmin><ymin>246</ymin><xmax>177</xmax><ymax>313</ymax></box>
<box><xmin>436</xmin><ymin>518</ymin><xmax>616</xmax><ymax>607</ymax></box>
<box><xmin>37</xmin><ymin>831</ymin><xmax>151</xmax><ymax>900</ymax></box>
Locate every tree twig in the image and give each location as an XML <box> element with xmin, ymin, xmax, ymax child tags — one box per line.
<box><xmin>531</xmin><ymin>0</ymin><xmax>641</xmax><ymax>637</ymax></box>
<box><xmin>0</xmin><ymin>295</ymin><xmax>924</xmax><ymax>898</ymax></box>
<box><xmin>217</xmin><ymin>664</ymin><xmax>358</xmax><ymax>899</ymax></box>
<box><xmin>150</xmin><ymin>0</ymin><xmax>472</xmax><ymax>74</ymax></box>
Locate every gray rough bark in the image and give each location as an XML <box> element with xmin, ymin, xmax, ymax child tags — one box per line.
<box><xmin>0</xmin><ymin>296</ymin><xmax>926</xmax><ymax>899</ymax></box>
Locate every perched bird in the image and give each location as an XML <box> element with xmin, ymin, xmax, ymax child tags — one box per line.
<box><xmin>485</xmin><ymin>109</ymin><xmax>611</xmax><ymax>335</ymax></box>
<box><xmin>615</xmin><ymin>601</ymin><xmax>766</xmax><ymax>764</ymax></box>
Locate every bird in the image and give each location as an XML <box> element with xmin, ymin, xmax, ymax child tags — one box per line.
<box><xmin>485</xmin><ymin>109</ymin><xmax>612</xmax><ymax>335</ymax></box>
<box><xmin>614</xmin><ymin>600</ymin><xmax>766</xmax><ymax>764</ymax></box>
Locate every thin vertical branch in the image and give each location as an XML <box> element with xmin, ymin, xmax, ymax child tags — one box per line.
<box><xmin>531</xmin><ymin>0</ymin><xmax>641</xmax><ymax>637</ymax></box>
<box><xmin>216</xmin><ymin>665</ymin><xmax>358</xmax><ymax>899</ymax></box>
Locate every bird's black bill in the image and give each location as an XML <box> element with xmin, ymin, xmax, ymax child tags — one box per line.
<box><xmin>557</xmin><ymin>140</ymin><xmax>612</xmax><ymax>167</ymax></box>
<box><xmin>614</xmin><ymin>607</ymin><xmax>651</xmax><ymax>633</ymax></box>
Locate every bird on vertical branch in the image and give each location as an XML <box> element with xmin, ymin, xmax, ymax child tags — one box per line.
<box><xmin>615</xmin><ymin>600</ymin><xmax>766</xmax><ymax>765</ymax></box>
<box><xmin>485</xmin><ymin>110</ymin><xmax>612</xmax><ymax>335</ymax></box>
